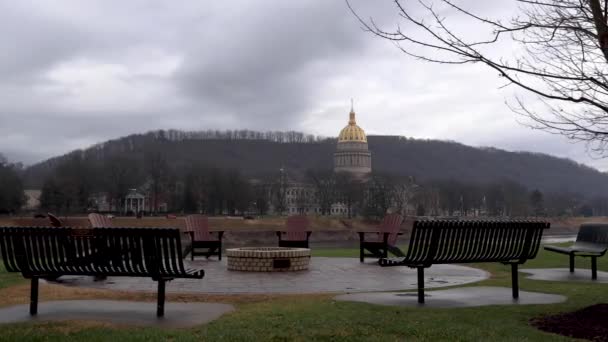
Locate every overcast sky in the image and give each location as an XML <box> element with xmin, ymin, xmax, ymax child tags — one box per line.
<box><xmin>1</xmin><ymin>1</ymin><xmax>607</xmax><ymax>171</ymax></box>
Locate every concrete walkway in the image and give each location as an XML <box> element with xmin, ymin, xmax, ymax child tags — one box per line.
<box><xmin>521</xmin><ymin>268</ymin><xmax>608</xmax><ymax>283</ymax></box>
<box><xmin>0</xmin><ymin>300</ymin><xmax>234</xmax><ymax>328</ymax></box>
<box><xmin>335</xmin><ymin>287</ymin><xmax>567</xmax><ymax>308</ymax></box>
<box><xmin>56</xmin><ymin>257</ymin><xmax>489</xmax><ymax>294</ymax></box>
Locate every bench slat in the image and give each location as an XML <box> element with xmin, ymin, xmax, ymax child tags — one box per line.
<box><xmin>386</xmin><ymin>220</ymin><xmax>549</xmax><ymax>267</ymax></box>
<box><xmin>0</xmin><ymin>227</ymin><xmax>203</xmax><ymax>280</ymax></box>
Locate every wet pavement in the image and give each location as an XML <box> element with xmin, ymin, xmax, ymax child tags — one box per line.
<box><xmin>55</xmin><ymin>257</ymin><xmax>489</xmax><ymax>294</ymax></box>
<box><xmin>335</xmin><ymin>286</ymin><xmax>567</xmax><ymax>308</ymax></box>
<box><xmin>521</xmin><ymin>268</ymin><xmax>608</xmax><ymax>283</ymax></box>
<box><xmin>0</xmin><ymin>300</ymin><xmax>234</xmax><ymax>328</ymax></box>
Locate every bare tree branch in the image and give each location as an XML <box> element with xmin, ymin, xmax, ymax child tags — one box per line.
<box><xmin>347</xmin><ymin>0</ymin><xmax>608</xmax><ymax>156</ymax></box>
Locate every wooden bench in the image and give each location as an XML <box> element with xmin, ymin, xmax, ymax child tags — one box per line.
<box><xmin>0</xmin><ymin>226</ymin><xmax>204</xmax><ymax>317</ymax></box>
<box><xmin>276</xmin><ymin>215</ymin><xmax>312</xmax><ymax>249</ymax></box>
<box><xmin>184</xmin><ymin>215</ymin><xmax>224</xmax><ymax>260</ymax></box>
<box><xmin>380</xmin><ymin>220</ymin><xmax>550</xmax><ymax>303</ymax></box>
<box><xmin>358</xmin><ymin>213</ymin><xmax>404</xmax><ymax>262</ymax></box>
<box><xmin>544</xmin><ymin>223</ymin><xmax>608</xmax><ymax>280</ymax></box>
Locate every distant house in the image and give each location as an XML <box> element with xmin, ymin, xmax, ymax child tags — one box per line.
<box><xmin>87</xmin><ymin>188</ymin><xmax>168</xmax><ymax>214</ymax></box>
<box><xmin>284</xmin><ymin>181</ymin><xmax>320</xmax><ymax>215</ymax></box>
<box><xmin>88</xmin><ymin>192</ymin><xmax>114</xmax><ymax>212</ymax></box>
<box><xmin>124</xmin><ymin>189</ymin><xmax>147</xmax><ymax>214</ymax></box>
<box><xmin>22</xmin><ymin>189</ymin><xmax>41</xmax><ymax>211</ymax></box>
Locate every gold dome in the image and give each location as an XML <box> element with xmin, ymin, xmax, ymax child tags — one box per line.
<box><xmin>338</xmin><ymin>107</ymin><xmax>367</xmax><ymax>143</ymax></box>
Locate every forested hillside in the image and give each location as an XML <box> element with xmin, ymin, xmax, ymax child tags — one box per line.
<box><xmin>22</xmin><ymin>129</ymin><xmax>608</xmax><ymax>197</ymax></box>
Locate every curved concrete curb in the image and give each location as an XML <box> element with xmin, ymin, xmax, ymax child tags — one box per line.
<box><xmin>335</xmin><ymin>286</ymin><xmax>567</xmax><ymax>308</ymax></box>
<box><xmin>0</xmin><ymin>300</ymin><xmax>234</xmax><ymax>328</ymax></box>
<box><xmin>521</xmin><ymin>268</ymin><xmax>608</xmax><ymax>283</ymax></box>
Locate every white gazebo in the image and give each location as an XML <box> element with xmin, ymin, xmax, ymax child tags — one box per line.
<box><xmin>124</xmin><ymin>189</ymin><xmax>146</xmax><ymax>214</ymax></box>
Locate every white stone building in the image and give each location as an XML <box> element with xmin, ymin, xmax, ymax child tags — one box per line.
<box><xmin>267</xmin><ymin>103</ymin><xmax>372</xmax><ymax>217</ymax></box>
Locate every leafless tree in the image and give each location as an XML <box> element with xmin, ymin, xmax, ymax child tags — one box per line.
<box><xmin>307</xmin><ymin>170</ymin><xmax>337</xmax><ymax>215</ymax></box>
<box><xmin>335</xmin><ymin>172</ymin><xmax>365</xmax><ymax>218</ymax></box>
<box><xmin>348</xmin><ymin>0</ymin><xmax>608</xmax><ymax>155</ymax></box>
<box><xmin>392</xmin><ymin>176</ymin><xmax>419</xmax><ymax>216</ymax></box>
<box><xmin>104</xmin><ymin>156</ymin><xmax>139</xmax><ymax>211</ymax></box>
<box><xmin>363</xmin><ymin>173</ymin><xmax>397</xmax><ymax>219</ymax></box>
<box><xmin>144</xmin><ymin>152</ymin><xmax>170</xmax><ymax>213</ymax></box>
<box><xmin>270</xmin><ymin>169</ymin><xmax>289</xmax><ymax>215</ymax></box>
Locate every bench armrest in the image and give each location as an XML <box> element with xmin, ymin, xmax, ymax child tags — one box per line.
<box><xmin>357</xmin><ymin>231</ymin><xmax>403</xmax><ymax>242</ymax></box>
<box><xmin>186</xmin><ymin>231</ymin><xmax>224</xmax><ymax>241</ymax></box>
<box><xmin>358</xmin><ymin>231</ymin><xmax>380</xmax><ymax>242</ymax></box>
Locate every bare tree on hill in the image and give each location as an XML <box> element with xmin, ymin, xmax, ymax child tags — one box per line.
<box><xmin>144</xmin><ymin>152</ymin><xmax>170</xmax><ymax>213</ymax></box>
<box><xmin>104</xmin><ymin>156</ymin><xmax>139</xmax><ymax>211</ymax></box>
<box><xmin>348</xmin><ymin>0</ymin><xmax>608</xmax><ymax>155</ymax></box>
<box><xmin>0</xmin><ymin>153</ymin><xmax>25</xmax><ymax>213</ymax></box>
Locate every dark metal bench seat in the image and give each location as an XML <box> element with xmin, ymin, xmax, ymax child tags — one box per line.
<box><xmin>381</xmin><ymin>220</ymin><xmax>550</xmax><ymax>303</ymax></box>
<box><xmin>544</xmin><ymin>223</ymin><xmax>608</xmax><ymax>280</ymax></box>
<box><xmin>0</xmin><ymin>227</ymin><xmax>204</xmax><ymax>317</ymax></box>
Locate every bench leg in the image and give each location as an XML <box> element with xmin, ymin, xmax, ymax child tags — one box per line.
<box><xmin>157</xmin><ymin>279</ymin><xmax>166</xmax><ymax>317</ymax></box>
<box><xmin>218</xmin><ymin>245</ymin><xmax>222</xmax><ymax>261</ymax></box>
<box><xmin>30</xmin><ymin>277</ymin><xmax>39</xmax><ymax>316</ymax></box>
<box><xmin>591</xmin><ymin>257</ymin><xmax>597</xmax><ymax>280</ymax></box>
<box><xmin>417</xmin><ymin>267</ymin><xmax>425</xmax><ymax>304</ymax></box>
<box><xmin>511</xmin><ymin>264</ymin><xmax>519</xmax><ymax>299</ymax></box>
<box><xmin>183</xmin><ymin>244</ymin><xmax>192</xmax><ymax>260</ymax></box>
<box><xmin>387</xmin><ymin>245</ymin><xmax>405</xmax><ymax>258</ymax></box>
<box><xmin>569</xmin><ymin>254</ymin><xmax>575</xmax><ymax>273</ymax></box>
<box><xmin>359</xmin><ymin>245</ymin><xmax>364</xmax><ymax>263</ymax></box>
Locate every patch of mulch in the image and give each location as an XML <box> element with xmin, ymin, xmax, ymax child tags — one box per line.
<box><xmin>530</xmin><ymin>304</ymin><xmax>608</xmax><ymax>341</ymax></box>
<box><xmin>0</xmin><ymin>282</ymin><xmax>333</xmax><ymax>309</ymax></box>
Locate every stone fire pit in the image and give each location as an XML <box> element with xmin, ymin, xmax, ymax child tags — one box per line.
<box><xmin>226</xmin><ymin>247</ymin><xmax>311</xmax><ymax>272</ymax></box>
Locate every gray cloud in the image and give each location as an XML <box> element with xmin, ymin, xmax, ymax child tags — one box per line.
<box><xmin>174</xmin><ymin>1</ymin><xmax>378</xmax><ymax>129</ymax></box>
<box><xmin>0</xmin><ymin>0</ymin><xmax>606</xmax><ymax>173</ymax></box>
<box><xmin>0</xmin><ymin>3</ymin><xmax>80</xmax><ymax>81</ymax></box>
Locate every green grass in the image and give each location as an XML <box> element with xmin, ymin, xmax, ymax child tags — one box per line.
<box><xmin>0</xmin><ymin>263</ymin><xmax>25</xmax><ymax>290</ymax></box>
<box><xmin>0</xmin><ymin>246</ymin><xmax>606</xmax><ymax>341</ymax></box>
<box><xmin>311</xmin><ymin>247</ymin><xmax>360</xmax><ymax>258</ymax></box>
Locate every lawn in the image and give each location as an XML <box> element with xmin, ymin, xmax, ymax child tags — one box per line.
<box><xmin>0</xmin><ymin>246</ymin><xmax>606</xmax><ymax>341</ymax></box>
<box><xmin>0</xmin><ymin>263</ymin><xmax>25</xmax><ymax>289</ymax></box>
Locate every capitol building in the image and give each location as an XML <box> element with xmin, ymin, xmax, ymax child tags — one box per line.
<box><xmin>334</xmin><ymin>104</ymin><xmax>372</xmax><ymax>178</ymax></box>
<box><xmin>276</xmin><ymin>103</ymin><xmax>372</xmax><ymax>216</ymax></box>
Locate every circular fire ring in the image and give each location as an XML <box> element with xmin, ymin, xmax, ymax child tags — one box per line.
<box><xmin>226</xmin><ymin>247</ymin><xmax>311</xmax><ymax>272</ymax></box>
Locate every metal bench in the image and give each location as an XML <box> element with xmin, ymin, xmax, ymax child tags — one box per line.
<box><xmin>544</xmin><ymin>223</ymin><xmax>608</xmax><ymax>280</ymax></box>
<box><xmin>0</xmin><ymin>226</ymin><xmax>204</xmax><ymax>317</ymax></box>
<box><xmin>380</xmin><ymin>220</ymin><xmax>550</xmax><ymax>303</ymax></box>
